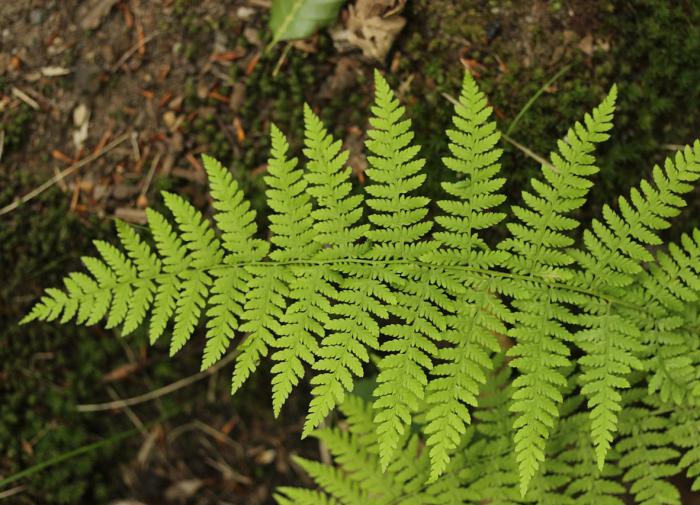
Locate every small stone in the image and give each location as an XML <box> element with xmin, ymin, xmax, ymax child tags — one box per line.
<box><xmin>196</xmin><ymin>81</ymin><xmax>209</xmax><ymax>100</ymax></box>
<box><xmin>163</xmin><ymin>111</ymin><xmax>177</xmax><ymax>129</ymax></box>
<box><xmin>236</xmin><ymin>6</ymin><xmax>256</xmax><ymax>20</ymax></box>
<box><xmin>93</xmin><ymin>184</ymin><xmax>109</xmax><ymax>201</ymax></box>
<box><xmin>228</xmin><ymin>82</ymin><xmax>246</xmax><ymax>112</ymax></box>
<box><xmin>73</xmin><ymin>104</ymin><xmax>90</xmax><ymax>127</ymax></box>
<box><xmin>243</xmin><ymin>27</ymin><xmax>261</xmax><ymax>46</ymax></box>
<box><xmin>169</xmin><ymin>95</ymin><xmax>184</xmax><ymax>111</ymax></box>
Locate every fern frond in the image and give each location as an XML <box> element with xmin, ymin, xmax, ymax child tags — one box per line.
<box><xmin>617</xmin><ymin>390</ymin><xmax>681</xmax><ymax>505</ymax></box>
<box><xmin>459</xmin><ymin>363</ymin><xmax>522</xmax><ymax>504</ymax></box>
<box><xmin>161</xmin><ymin>191</ymin><xmax>222</xmax><ymax>356</ymax></box>
<box><xmin>231</xmin><ymin>264</ymin><xmax>288</xmax><ymax>394</ymax></box>
<box><xmin>23</xmin><ymin>70</ymin><xmax>700</xmax><ymax>501</ymax></box>
<box><xmin>667</xmin><ymin>404</ymin><xmax>700</xmax><ymax>492</ymax></box>
<box><xmin>265</xmin><ymin>124</ymin><xmax>325</xmax><ymax>415</ymax></box>
<box><xmin>639</xmin><ymin>229</ymin><xmax>700</xmax><ymax>403</ymax></box>
<box><xmin>275</xmin><ymin>487</ymin><xmax>342</xmax><ymax>505</ymax></box>
<box><xmin>558</xmin><ymin>413</ymin><xmax>625</xmax><ymax>505</ymax></box>
<box><xmin>501</xmin><ymin>85</ymin><xmax>618</xmax><ymax>493</ymax></box>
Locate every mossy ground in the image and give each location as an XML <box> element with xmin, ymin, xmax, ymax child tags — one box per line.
<box><xmin>2</xmin><ymin>0</ymin><xmax>700</xmax><ymax>502</ymax></box>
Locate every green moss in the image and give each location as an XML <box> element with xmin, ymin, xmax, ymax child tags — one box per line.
<box><xmin>2</xmin><ymin>103</ymin><xmax>35</xmax><ymax>154</ymax></box>
<box><xmin>0</xmin><ymin>174</ymin><xmax>124</xmax><ymax>503</ymax></box>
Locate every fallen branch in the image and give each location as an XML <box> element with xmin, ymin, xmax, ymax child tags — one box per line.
<box><xmin>0</xmin><ymin>131</ymin><xmax>130</xmax><ymax>216</ymax></box>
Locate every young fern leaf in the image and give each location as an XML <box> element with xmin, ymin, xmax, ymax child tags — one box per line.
<box><xmin>500</xmin><ymin>86</ymin><xmax>617</xmax><ymax>494</ymax></box>
<box><xmin>422</xmin><ymin>71</ymin><xmax>510</xmax><ymax>482</ymax></box>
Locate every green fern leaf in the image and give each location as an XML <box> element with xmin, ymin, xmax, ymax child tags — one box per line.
<box><xmin>301</xmin><ymin>104</ymin><xmax>376</xmax><ymax>435</ymax></box>
<box><xmin>145</xmin><ymin>208</ymin><xmax>187</xmax><ymax>344</ymax></box>
<box><xmin>200</xmin><ymin>155</ymin><xmax>267</xmax><ymax>370</ymax></box>
<box><xmin>501</xmin><ymin>85</ymin><xmax>617</xmax><ymax>493</ymax></box>
<box><xmin>422</xmin><ymin>71</ymin><xmax>510</xmax><ymax>482</ymax></box>
<box><xmin>366</xmin><ymin>71</ymin><xmax>443</xmax><ymax>471</ymax></box>
<box><xmin>618</xmin><ymin>390</ymin><xmax>681</xmax><ymax>505</ymax></box>
<box><xmin>572</xmin><ymin>141</ymin><xmax>700</xmax><ymax>468</ymax></box>
<box><xmin>266</xmin><ymin>124</ymin><xmax>326</xmax><ymax>416</ymax></box>
<box><xmin>161</xmin><ymin>191</ymin><xmax>222</xmax><ymax>356</ymax></box>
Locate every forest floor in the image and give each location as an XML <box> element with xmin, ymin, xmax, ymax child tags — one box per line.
<box><xmin>2</xmin><ymin>0</ymin><xmax>700</xmax><ymax>503</ymax></box>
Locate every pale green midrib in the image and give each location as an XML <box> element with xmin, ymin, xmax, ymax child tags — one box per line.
<box><xmin>53</xmin><ymin>256</ymin><xmax>650</xmax><ymax>316</ymax></box>
<box><xmin>269</xmin><ymin>0</ymin><xmax>304</xmax><ymax>47</ymax></box>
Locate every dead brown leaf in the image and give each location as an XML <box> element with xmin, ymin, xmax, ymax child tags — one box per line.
<box><xmin>578</xmin><ymin>34</ymin><xmax>594</xmax><ymax>56</ymax></box>
<box><xmin>164</xmin><ymin>479</ymin><xmax>203</xmax><ymax>503</ymax></box>
<box><xmin>331</xmin><ymin>0</ymin><xmax>407</xmax><ymax>62</ymax></box>
<box><xmin>114</xmin><ymin>207</ymin><xmax>148</xmax><ymax>224</ymax></box>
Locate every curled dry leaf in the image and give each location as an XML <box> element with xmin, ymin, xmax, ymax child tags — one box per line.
<box><xmin>72</xmin><ymin>103</ymin><xmax>90</xmax><ymax>151</ymax></box>
<box><xmin>331</xmin><ymin>0</ymin><xmax>406</xmax><ymax>62</ymax></box>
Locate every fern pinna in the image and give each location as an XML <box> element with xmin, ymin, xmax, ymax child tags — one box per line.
<box><xmin>24</xmin><ymin>69</ymin><xmax>700</xmax><ymax>503</ymax></box>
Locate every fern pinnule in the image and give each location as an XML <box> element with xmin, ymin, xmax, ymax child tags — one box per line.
<box><xmin>161</xmin><ymin>191</ymin><xmax>222</xmax><ymax>356</ymax></box>
<box><xmin>114</xmin><ymin>220</ymin><xmax>160</xmax><ymax>335</ymax></box>
<box><xmin>144</xmin><ymin>208</ymin><xmax>186</xmax><ymax>343</ymax></box>
<box><xmin>201</xmin><ymin>155</ymin><xmax>266</xmax><ymax>370</ymax></box>
<box><xmin>667</xmin><ymin>404</ymin><xmax>700</xmax><ymax>492</ymax></box>
<box><xmin>274</xmin><ymin>487</ymin><xmax>342</xmax><ymax>505</ymax></box>
<box><xmin>558</xmin><ymin>413</ymin><xmax>626</xmax><ymax>505</ymax></box>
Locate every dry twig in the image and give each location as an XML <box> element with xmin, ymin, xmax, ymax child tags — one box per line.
<box><xmin>11</xmin><ymin>87</ymin><xmax>40</xmax><ymax>110</ymax></box>
<box><xmin>110</xmin><ymin>31</ymin><xmax>161</xmax><ymax>72</ymax></box>
<box><xmin>0</xmin><ymin>132</ymin><xmax>131</xmax><ymax>217</ymax></box>
<box><xmin>76</xmin><ymin>350</ymin><xmax>238</xmax><ymax>412</ymax></box>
